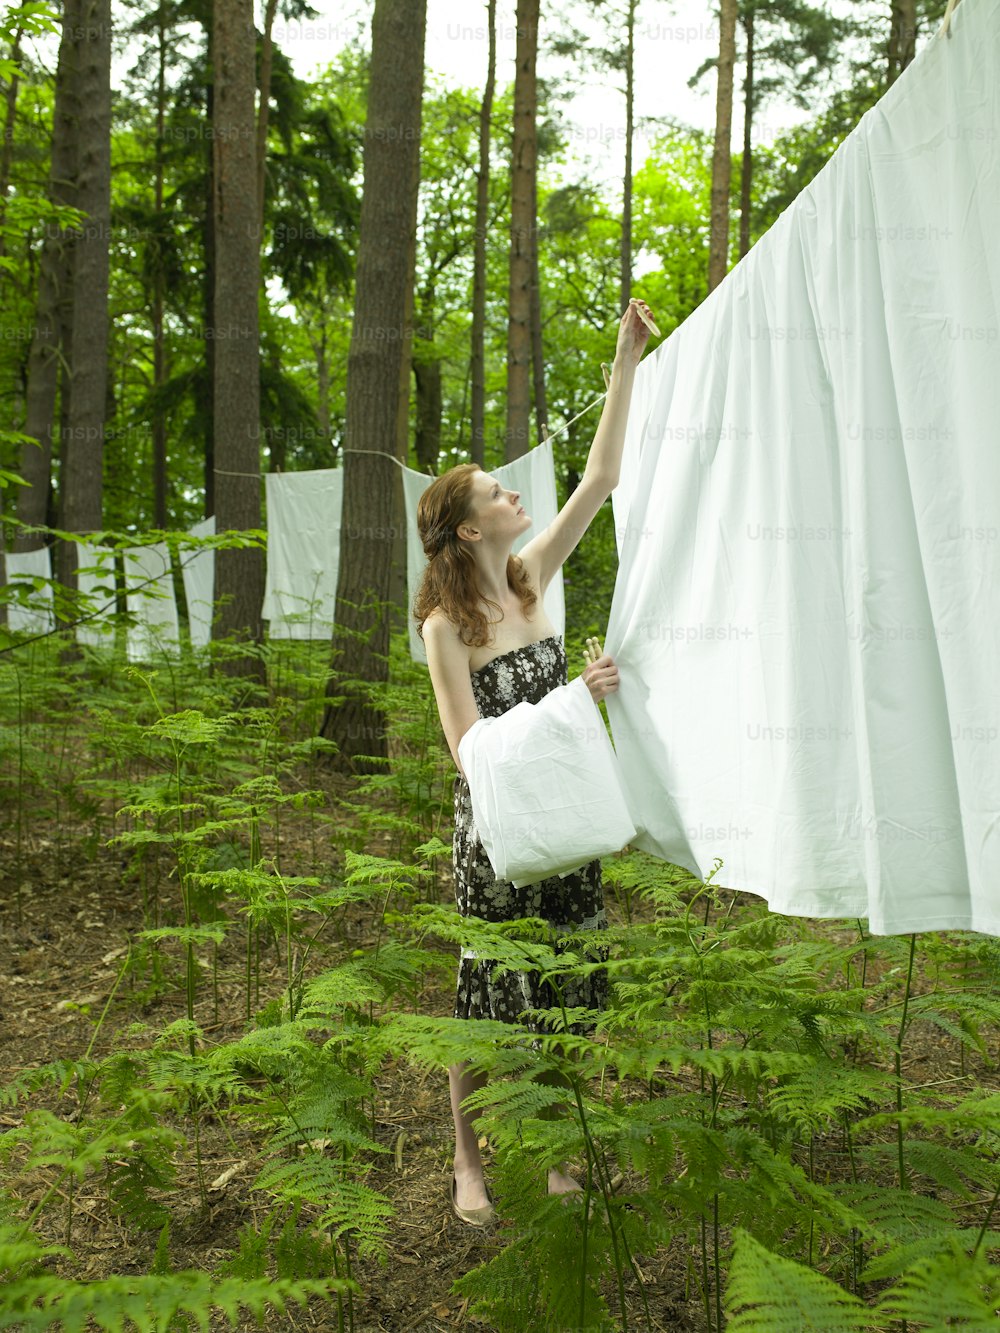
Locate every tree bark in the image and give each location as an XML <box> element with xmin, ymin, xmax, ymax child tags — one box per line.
<box><xmin>56</xmin><ymin>0</ymin><xmax>112</xmax><ymax>589</ymax></box>
<box><xmin>0</xmin><ymin>22</ymin><xmax>24</xmax><ymax>263</ymax></box>
<box><xmin>506</xmin><ymin>0</ymin><xmax>538</xmax><ymax>461</ymax></box>
<box><xmin>708</xmin><ymin>0</ymin><xmax>737</xmax><ymax>293</ymax></box>
<box><xmin>414</xmin><ymin>287</ymin><xmax>441</xmax><ymax>473</ymax></box>
<box><xmin>320</xmin><ymin>0</ymin><xmax>426</xmax><ymax>773</ymax></box>
<box><xmin>619</xmin><ymin>0</ymin><xmax>636</xmax><ymax>310</ymax></box>
<box><xmin>256</xmin><ymin>0</ymin><xmax>278</xmax><ymax>225</ymax></box>
<box><xmin>15</xmin><ymin>0</ymin><xmax>80</xmax><ymax>550</ymax></box>
<box><xmin>739</xmin><ymin>11</ymin><xmax>754</xmax><ymax>261</ymax></box>
<box><xmin>470</xmin><ymin>0</ymin><xmax>496</xmax><ymax>467</ymax></box>
<box><xmin>529</xmin><ymin>163</ymin><xmax>547</xmax><ymax>443</ymax></box>
<box><xmin>211</xmin><ymin>0</ymin><xmax>263</xmax><ymax>665</ymax></box>
<box><xmin>152</xmin><ymin>0</ymin><xmax>168</xmax><ymax>528</ymax></box>
<box><xmin>887</xmin><ymin>0</ymin><xmax>916</xmax><ymax>83</ymax></box>
<box><xmin>202</xmin><ymin>37</ymin><xmax>216</xmax><ymax>517</ymax></box>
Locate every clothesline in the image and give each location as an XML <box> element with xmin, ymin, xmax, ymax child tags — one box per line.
<box><xmin>209</xmin><ymin>389</ymin><xmax>609</xmax><ymax>481</ymax></box>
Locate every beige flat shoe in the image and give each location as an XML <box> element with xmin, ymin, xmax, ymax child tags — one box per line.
<box><xmin>450</xmin><ymin>1174</ymin><xmax>495</xmax><ymax>1227</ymax></box>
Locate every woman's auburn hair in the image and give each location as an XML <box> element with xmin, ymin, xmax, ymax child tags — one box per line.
<box><xmin>413</xmin><ymin>463</ymin><xmax>537</xmax><ymax>647</ymax></box>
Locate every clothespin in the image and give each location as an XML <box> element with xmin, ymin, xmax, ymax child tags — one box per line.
<box><xmin>583</xmin><ymin>635</ymin><xmax>604</xmax><ymax>667</ymax></box>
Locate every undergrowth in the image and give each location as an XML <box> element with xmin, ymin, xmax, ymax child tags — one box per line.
<box><xmin>1</xmin><ymin>616</ymin><xmax>999</xmax><ymax>1330</ymax></box>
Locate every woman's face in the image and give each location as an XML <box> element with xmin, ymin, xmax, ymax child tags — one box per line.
<box><xmin>462</xmin><ymin>470</ymin><xmax>532</xmax><ymax>545</ymax></box>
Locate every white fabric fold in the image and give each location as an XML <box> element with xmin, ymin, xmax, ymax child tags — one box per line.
<box><xmin>3</xmin><ymin>548</ymin><xmax>54</xmax><ymax>636</ymax></box>
<box><xmin>458</xmin><ymin>674</ymin><xmax>638</xmax><ymax>888</ymax></box>
<box><xmin>605</xmin><ymin>0</ymin><xmax>1000</xmax><ymax>936</ymax></box>
<box><xmin>263</xmin><ymin>469</ymin><xmax>342</xmax><ymax>639</ymax></box>
<box><xmin>75</xmin><ymin>542</ymin><xmax>116</xmax><ymax>648</ymax></box>
<box><xmin>181</xmin><ymin>516</ymin><xmax>215</xmax><ymax>649</ymax></box>
<box><xmin>124</xmin><ymin>543</ymin><xmax>180</xmax><ymax>662</ymax></box>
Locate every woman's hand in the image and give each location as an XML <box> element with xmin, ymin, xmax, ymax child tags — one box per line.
<box><xmin>582</xmin><ymin>635</ymin><xmax>619</xmax><ymax>702</ymax></box>
<box><xmin>614</xmin><ymin>297</ymin><xmax>656</xmax><ymax>369</ymax></box>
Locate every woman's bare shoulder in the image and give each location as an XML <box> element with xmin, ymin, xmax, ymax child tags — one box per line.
<box><xmin>423</xmin><ymin>608</ymin><xmax>469</xmax><ymax>659</ymax></box>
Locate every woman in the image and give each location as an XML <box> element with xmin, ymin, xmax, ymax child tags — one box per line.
<box><xmin>415</xmin><ymin>298</ymin><xmax>653</xmax><ymax>1225</ymax></box>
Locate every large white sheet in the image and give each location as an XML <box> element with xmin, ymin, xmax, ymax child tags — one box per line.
<box><xmin>124</xmin><ymin>543</ymin><xmax>180</xmax><ymax>663</ymax></box>
<box><xmin>2</xmin><ymin>547</ymin><xmax>54</xmax><ymax>636</ymax></box>
<box><xmin>405</xmin><ymin>438</ymin><xmax>566</xmax><ymax>663</ymax></box>
<box><xmin>263</xmin><ymin>470</ymin><xmax>342</xmax><ymax>639</ymax></box>
<box><xmin>606</xmin><ymin>0</ymin><xmax>1000</xmax><ymax>936</ymax></box>
<box><xmin>180</xmin><ymin>516</ymin><xmax>215</xmax><ymax>649</ymax></box>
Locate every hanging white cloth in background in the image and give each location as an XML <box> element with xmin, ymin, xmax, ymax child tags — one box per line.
<box><xmin>124</xmin><ymin>543</ymin><xmax>180</xmax><ymax>663</ymax></box>
<box><xmin>2</xmin><ymin>548</ymin><xmax>54</xmax><ymax>636</ymax></box>
<box><xmin>405</xmin><ymin>438</ymin><xmax>566</xmax><ymax>664</ymax></box>
<box><xmin>75</xmin><ymin>542</ymin><xmax>116</xmax><ymax>648</ymax></box>
<box><xmin>605</xmin><ymin>0</ymin><xmax>1000</xmax><ymax>936</ymax></box>
<box><xmin>181</xmin><ymin>516</ymin><xmax>215</xmax><ymax>648</ymax></box>
<box><xmin>458</xmin><ymin>674</ymin><xmax>637</xmax><ymax>888</ymax></box>
<box><xmin>262</xmin><ymin>470</ymin><xmax>342</xmax><ymax>639</ymax></box>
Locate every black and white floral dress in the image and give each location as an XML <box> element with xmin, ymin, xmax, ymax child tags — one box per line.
<box><xmin>452</xmin><ymin>635</ymin><xmax>609</xmax><ymax>1031</ymax></box>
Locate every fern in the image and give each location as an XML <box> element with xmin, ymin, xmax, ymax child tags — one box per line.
<box><xmin>875</xmin><ymin>1235</ymin><xmax>1000</xmax><ymax>1327</ymax></box>
<box><xmin>0</xmin><ymin>1271</ymin><xmax>352</xmax><ymax>1332</ymax></box>
<box><xmin>724</xmin><ymin>1229</ymin><xmax>871</xmax><ymax>1331</ymax></box>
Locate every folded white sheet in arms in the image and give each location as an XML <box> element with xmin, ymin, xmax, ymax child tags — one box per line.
<box><xmin>457</xmin><ymin>675</ymin><xmax>639</xmax><ymax>889</ymax></box>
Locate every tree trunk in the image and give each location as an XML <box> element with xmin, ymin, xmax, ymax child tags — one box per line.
<box><xmin>414</xmin><ymin>288</ymin><xmax>441</xmax><ymax>473</ymax></box>
<box><xmin>56</xmin><ymin>0</ymin><xmax>112</xmax><ymax>589</ymax></box>
<box><xmin>320</xmin><ymin>0</ymin><xmax>426</xmax><ymax>773</ymax></box>
<box><xmin>470</xmin><ymin>0</ymin><xmax>496</xmax><ymax>467</ymax></box>
<box><xmin>619</xmin><ymin>0</ymin><xmax>636</xmax><ymax>310</ymax></box>
<box><xmin>256</xmin><ymin>0</ymin><xmax>278</xmax><ymax>225</ymax></box>
<box><xmin>0</xmin><ymin>23</ymin><xmax>24</xmax><ymax>263</ymax></box>
<box><xmin>212</xmin><ymin>0</ymin><xmax>263</xmax><ymax>666</ymax></box>
<box><xmin>152</xmin><ymin>0</ymin><xmax>168</xmax><ymax>528</ymax></box>
<box><xmin>506</xmin><ymin>0</ymin><xmax>538</xmax><ymax>461</ymax></box>
<box><xmin>203</xmin><ymin>39</ymin><xmax>216</xmax><ymax>517</ymax></box>
<box><xmin>15</xmin><ymin>0</ymin><xmax>80</xmax><ymax>550</ymax></box>
<box><xmin>887</xmin><ymin>0</ymin><xmax>916</xmax><ymax>83</ymax></box>
<box><xmin>708</xmin><ymin>0</ymin><xmax>737</xmax><ymax>293</ymax></box>
<box><xmin>529</xmin><ymin>162</ymin><xmax>547</xmax><ymax>443</ymax></box>
<box><xmin>739</xmin><ymin>11</ymin><xmax>754</xmax><ymax>261</ymax></box>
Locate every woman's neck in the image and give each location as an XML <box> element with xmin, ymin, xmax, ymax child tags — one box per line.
<box><xmin>473</xmin><ymin>544</ymin><xmax>513</xmax><ymax>608</ymax></box>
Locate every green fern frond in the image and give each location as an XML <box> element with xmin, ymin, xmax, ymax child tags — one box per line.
<box><xmin>875</xmin><ymin>1235</ymin><xmax>1000</xmax><ymax>1327</ymax></box>
<box><xmin>766</xmin><ymin>1062</ymin><xmax>893</xmax><ymax>1134</ymax></box>
<box><xmin>862</xmin><ymin>1228</ymin><xmax>1000</xmax><ymax>1282</ymax></box>
<box><xmin>724</xmin><ymin>1228</ymin><xmax>871</xmax><ymax>1332</ymax></box>
<box><xmin>253</xmin><ymin>1156</ymin><xmax>392</xmax><ymax>1256</ymax></box>
<box><xmin>0</xmin><ymin>1271</ymin><xmax>352</xmax><ymax>1332</ymax></box>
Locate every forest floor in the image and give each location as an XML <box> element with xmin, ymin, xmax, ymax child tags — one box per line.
<box><xmin>0</xmin><ymin>780</ymin><xmax>990</xmax><ymax>1332</ymax></box>
<box><xmin>0</xmin><ymin>781</ymin><xmax>706</xmax><ymax>1333</ymax></box>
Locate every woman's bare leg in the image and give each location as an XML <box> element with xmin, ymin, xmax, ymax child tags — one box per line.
<box><xmin>449</xmin><ymin>1061</ymin><xmax>491</xmax><ymax>1210</ymax></box>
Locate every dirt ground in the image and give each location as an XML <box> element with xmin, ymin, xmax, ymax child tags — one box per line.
<box><xmin>0</xmin><ymin>795</ymin><xmax>708</xmax><ymax>1333</ymax></box>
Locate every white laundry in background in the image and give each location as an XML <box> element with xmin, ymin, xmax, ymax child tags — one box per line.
<box><xmin>263</xmin><ymin>470</ymin><xmax>342</xmax><ymax>639</ymax></box>
<box><xmin>458</xmin><ymin>674</ymin><xmax>637</xmax><ymax>888</ymax></box>
<box><xmin>405</xmin><ymin>438</ymin><xmax>565</xmax><ymax>664</ymax></box>
<box><xmin>2</xmin><ymin>547</ymin><xmax>54</xmax><ymax>636</ymax></box>
<box><xmin>605</xmin><ymin>0</ymin><xmax>1000</xmax><ymax>936</ymax></box>
<box><xmin>124</xmin><ymin>543</ymin><xmax>180</xmax><ymax>663</ymax></box>
<box><xmin>180</xmin><ymin>516</ymin><xmax>215</xmax><ymax>649</ymax></box>
<box><xmin>75</xmin><ymin>542</ymin><xmax>116</xmax><ymax>648</ymax></box>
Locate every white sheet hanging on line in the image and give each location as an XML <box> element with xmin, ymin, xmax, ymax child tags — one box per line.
<box><xmin>263</xmin><ymin>470</ymin><xmax>342</xmax><ymax>639</ymax></box>
<box><xmin>124</xmin><ymin>543</ymin><xmax>180</xmax><ymax>663</ymax></box>
<box><xmin>405</xmin><ymin>438</ymin><xmax>565</xmax><ymax>663</ymax></box>
<box><xmin>2</xmin><ymin>548</ymin><xmax>54</xmax><ymax>636</ymax></box>
<box><xmin>181</xmin><ymin>516</ymin><xmax>215</xmax><ymax>648</ymax></box>
<box><xmin>458</xmin><ymin>674</ymin><xmax>637</xmax><ymax>888</ymax></box>
<box><xmin>75</xmin><ymin>542</ymin><xmax>116</xmax><ymax>648</ymax></box>
<box><xmin>605</xmin><ymin>0</ymin><xmax>1000</xmax><ymax>937</ymax></box>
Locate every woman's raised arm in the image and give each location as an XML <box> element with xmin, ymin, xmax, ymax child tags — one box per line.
<box><xmin>518</xmin><ymin>298</ymin><xmax>654</xmax><ymax>591</ymax></box>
